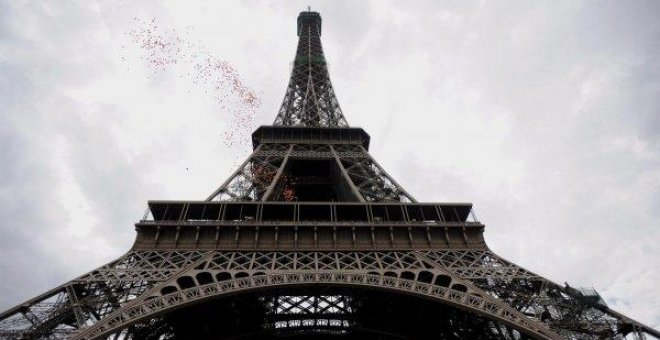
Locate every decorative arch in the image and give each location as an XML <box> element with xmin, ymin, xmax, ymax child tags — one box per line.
<box><xmin>73</xmin><ymin>272</ymin><xmax>561</xmax><ymax>340</ymax></box>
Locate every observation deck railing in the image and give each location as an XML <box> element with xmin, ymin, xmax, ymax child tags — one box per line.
<box><xmin>139</xmin><ymin>201</ymin><xmax>480</xmax><ymax>226</ymax></box>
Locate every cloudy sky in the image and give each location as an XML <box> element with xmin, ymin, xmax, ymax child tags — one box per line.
<box><xmin>1</xmin><ymin>0</ymin><xmax>659</xmax><ymax>330</ymax></box>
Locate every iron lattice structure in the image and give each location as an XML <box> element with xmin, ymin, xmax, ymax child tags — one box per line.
<box><xmin>1</xmin><ymin>10</ymin><xmax>658</xmax><ymax>340</ymax></box>
<box><xmin>273</xmin><ymin>12</ymin><xmax>348</xmax><ymax>127</ymax></box>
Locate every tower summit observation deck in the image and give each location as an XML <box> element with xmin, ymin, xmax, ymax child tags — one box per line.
<box><xmin>0</xmin><ymin>10</ymin><xmax>658</xmax><ymax>340</ymax></box>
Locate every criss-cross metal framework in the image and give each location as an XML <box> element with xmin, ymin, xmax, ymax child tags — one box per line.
<box><xmin>1</xmin><ymin>10</ymin><xmax>658</xmax><ymax>340</ymax></box>
<box><xmin>273</xmin><ymin>12</ymin><xmax>348</xmax><ymax>127</ymax></box>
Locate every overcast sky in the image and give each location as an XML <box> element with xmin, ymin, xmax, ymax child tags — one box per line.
<box><xmin>1</xmin><ymin>0</ymin><xmax>659</xmax><ymax>330</ymax></box>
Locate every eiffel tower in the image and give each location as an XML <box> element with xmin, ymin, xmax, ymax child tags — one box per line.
<box><xmin>1</xmin><ymin>10</ymin><xmax>658</xmax><ymax>340</ymax></box>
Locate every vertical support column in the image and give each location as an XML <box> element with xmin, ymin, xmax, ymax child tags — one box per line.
<box><xmin>359</xmin><ymin>145</ymin><xmax>417</xmax><ymax>203</ymax></box>
<box><xmin>65</xmin><ymin>285</ymin><xmax>86</xmax><ymax>327</ymax></box>
<box><xmin>262</xmin><ymin>144</ymin><xmax>294</xmax><ymax>201</ymax></box>
<box><xmin>330</xmin><ymin>145</ymin><xmax>366</xmax><ymax>202</ymax></box>
<box><xmin>206</xmin><ymin>144</ymin><xmax>264</xmax><ymax>201</ymax></box>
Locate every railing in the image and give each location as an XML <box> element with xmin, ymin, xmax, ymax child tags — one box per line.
<box><xmin>140</xmin><ymin>201</ymin><xmax>480</xmax><ymax>226</ymax></box>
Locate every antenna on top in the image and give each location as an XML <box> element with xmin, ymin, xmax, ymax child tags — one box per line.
<box><xmin>307</xmin><ymin>6</ymin><xmax>311</xmax><ymax>12</ymax></box>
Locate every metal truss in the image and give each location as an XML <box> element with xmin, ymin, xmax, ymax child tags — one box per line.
<box><xmin>73</xmin><ymin>272</ymin><xmax>560</xmax><ymax>340</ymax></box>
<box><xmin>273</xmin><ymin>11</ymin><xmax>348</xmax><ymax>127</ymax></box>
<box><xmin>205</xmin><ymin>144</ymin><xmax>286</xmax><ymax>201</ymax></box>
<box><xmin>338</xmin><ymin>145</ymin><xmax>415</xmax><ymax>202</ymax></box>
<box><xmin>2</xmin><ymin>249</ymin><xmax>657</xmax><ymax>339</ymax></box>
<box><xmin>206</xmin><ymin>143</ymin><xmax>414</xmax><ymax>203</ymax></box>
<box><xmin>0</xmin><ymin>251</ymin><xmax>204</xmax><ymax>339</ymax></box>
<box><xmin>206</xmin><ymin>11</ymin><xmax>409</xmax><ymax>203</ymax></box>
<box><xmin>262</xmin><ymin>294</ymin><xmax>354</xmax><ymax>334</ymax></box>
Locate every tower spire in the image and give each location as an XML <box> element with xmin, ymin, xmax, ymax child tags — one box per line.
<box><xmin>273</xmin><ymin>11</ymin><xmax>348</xmax><ymax>127</ymax></box>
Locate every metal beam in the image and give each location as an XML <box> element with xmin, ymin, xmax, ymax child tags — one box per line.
<box><xmin>330</xmin><ymin>145</ymin><xmax>366</xmax><ymax>202</ymax></box>
<box><xmin>261</xmin><ymin>144</ymin><xmax>294</xmax><ymax>201</ymax></box>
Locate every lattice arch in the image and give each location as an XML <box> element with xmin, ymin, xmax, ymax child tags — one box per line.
<box><xmin>72</xmin><ymin>273</ymin><xmax>562</xmax><ymax>340</ymax></box>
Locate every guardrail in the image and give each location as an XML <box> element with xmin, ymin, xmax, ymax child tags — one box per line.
<box><xmin>140</xmin><ymin>201</ymin><xmax>480</xmax><ymax>225</ymax></box>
